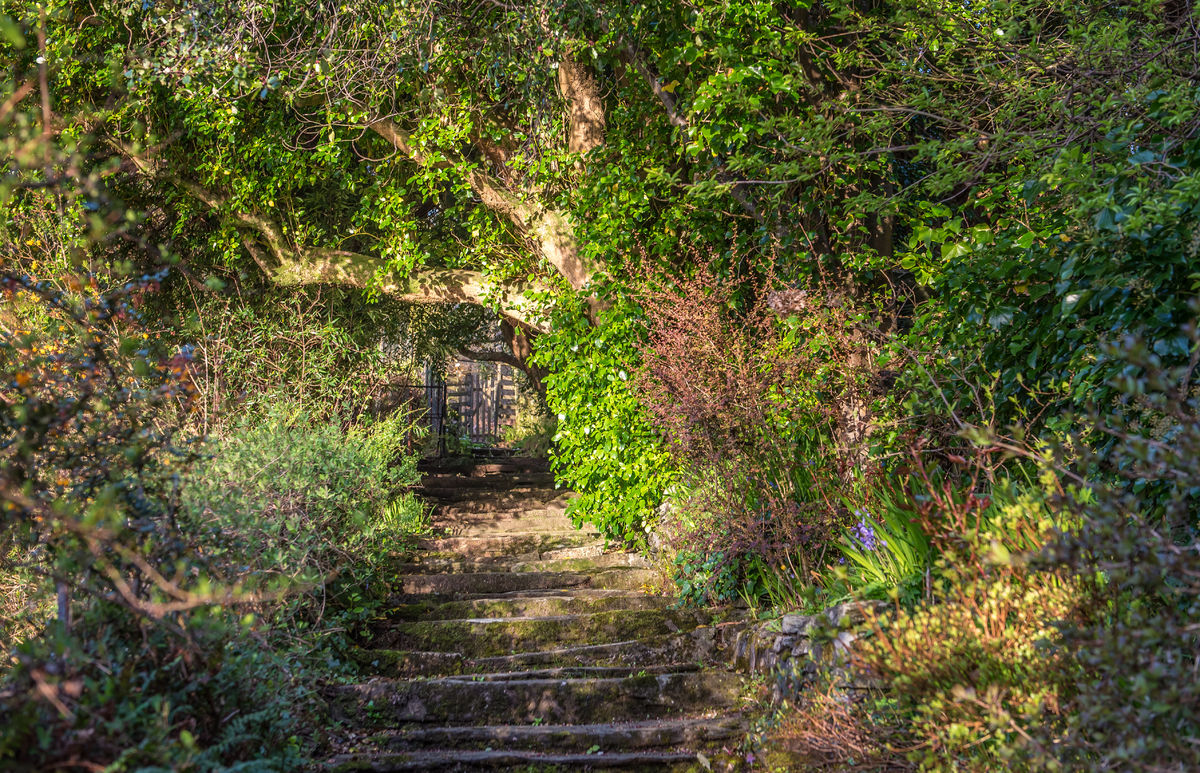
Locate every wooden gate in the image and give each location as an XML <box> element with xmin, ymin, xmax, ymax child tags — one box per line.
<box><xmin>445</xmin><ymin>362</ymin><xmax>518</xmax><ymax>445</ymax></box>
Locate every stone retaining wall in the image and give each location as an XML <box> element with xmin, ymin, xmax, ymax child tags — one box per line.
<box><xmin>727</xmin><ymin>600</ymin><xmax>887</xmax><ymax>701</ymax></box>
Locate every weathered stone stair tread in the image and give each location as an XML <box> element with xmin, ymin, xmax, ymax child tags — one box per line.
<box><xmin>387</xmin><ymin>591</ymin><xmax>661</xmax><ymax>621</ymax></box>
<box><xmin>417</xmin><ymin>456</ymin><xmax>549</xmax><ymax>474</ymax></box>
<box><xmin>411</xmin><ymin>545</ymin><xmax>606</xmax><ymax>564</ymax></box>
<box><xmin>418</xmin><ymin>472</ymin><xmax>557</xmax><ymax>489</ymax></box>
<box><xmin>397</xmin><ymin>568</ymin><xmax>656</xmax><ymax>595</ymax></box>
<box><xmin>330</xmin><ymin>670</ymin><xmax>742</xmax><ymax>725</ymax></box>
<box><xmin>370</xmin><ymin>609</ymin><xmax>716</xmax><ymax>656</ymax></box>
<box><xmin>423</xmin><ymin>488</ymin><xmax>568</xmax><ymax>506</ymax></box>
<box><xmin>433</xmin><ymin>518</ymin><xmax>581</xmax><ymax>536</ymax></box>
<box><xmin>395</xmin><ymin>552</ymin><xmax>647</xmax><ymax>575</ymax></box>
<box><xmin>416</xmin><ymin>534</ymin><xmax>601</xmax><ymax>557</ymax></box>
<box><xmin>436</xmin><ymin>664</ymin><xmax>700</xmax><ymax>681</ymax></box>
<box><xmin>352</xmin><ymin>631</ymin><xmax>733</xmax><ymax>677</ymax></box>
<box><xmin>364</xmin><ymin>715</ymin><xmax>745</xmax><ymax>752</ymax></box>
<box><xmin>329</xmin><ymin>748</ymin><xmax>703</xmax><ymax>771</ymax></box>
<box><xmin>431</xmin><ymin>512</ymin><xmax>576</xmax><ymax>532</ymax></box>
<box><xmin>329</xmin><ymin>469</ymin><xmax>747</xmax><ymax>772</ymax></box>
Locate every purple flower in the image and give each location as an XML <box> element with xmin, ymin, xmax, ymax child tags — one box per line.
<box><xmin>853</xmin><ymin>511</ymin><xmax>886</xmax><ymax>551</ymax></box>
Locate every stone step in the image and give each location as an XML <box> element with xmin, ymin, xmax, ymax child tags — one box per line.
<box><xmin>362</xmin><ymin>715</ymin><xmax>745</xmax><ymax>754</ymax></box>
<box><xmin>368</xmin><ymin>609</ymin><xmax>719</xmax><ymax>657</ymax></box>
<box><xmin>432</xmin><ymin>520</ymin><xmax>581</xmax><ymax>538</ymax></box>
<box><xmin>395</xmin><ymin>547</ymin><xmax>605</xmax><ymax>571</ymax></box>
<box><xmin>417</xmin><ymin>457</ymin><xmax>550</xmax><ymax>476</ymax></box>
<box><xmin>431</xmin><ymin>497</ymin><xmax>568</xmax><ymax>512</ymax></box>
<box><xmin>415</xmin><ymin>533</ymin><xmax>602</xmax><ymax>559</ymax></box>
<box><xmin>418</xmin><ymin>472</ymin><xmax>557</xmax><ymax>490</ymax></box>
<box><xmin>350</xmin><ymin>629</ymin><xmax>736</xmax><ymax>678</ymax></box>
<box><xmin>422</xmin><ymin>488</ymin><xmax>566</xmax><ymax>507</ymax></box>
<box><xmin>327</xmin><ymin>749</ymin><xmax>704</xmax><ymax>772</ymax></box>
<box><xmin>387</xmin><ymin>590</ymin><xmax>663</xmax><ymax>622</ymax></box>
<box><xmin>432</xmin><ymin>510</ymin><xmax>573</xmax><ymax>526</ymax></box>
<box><xmin>445</xmin><ymin>664</ymin><xmax>700</xmax><ymax>681</ymax></box>
<box><xmin>395</xmin><ymin>569</ymin><xmax>656</xmax><ymax>596</ymax></box>
<box><xmin>328</xmin><ymin>472</ymin><xmax>750</xmax><ymax>773</ymax></box>
<box><xmin>328</xmin><ymin>670</ymin><xmax>743</xmax><ymax>726</ymax></box>
<box><xmin>394</xmin><ymin>552</ymin><xmax>647</xmax><ymax>575</ymax></box>
<box><xmin>431</xmin><ymin>502</ymin><xmax>570</xmax><ymax>522</ymax></box>
<box><xmin>369</xmin><ymin>609</ymin><xmax>715</xmax><ymax>657</ymax></box>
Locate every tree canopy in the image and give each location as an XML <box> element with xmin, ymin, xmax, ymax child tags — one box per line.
<box><xmin>5</xmin><ymin>0</ymin><xmax>1200</xmax><ymax>531</ymax></box>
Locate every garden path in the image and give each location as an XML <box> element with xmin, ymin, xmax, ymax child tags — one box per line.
<box><xmin>325</xmin><ymin>459</ymin><xmax>753</xmax><ymax>772</ymax></box>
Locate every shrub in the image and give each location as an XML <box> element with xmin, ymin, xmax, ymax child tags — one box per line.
<box><xmin>0</xmin><ymin>271</ymin><xmax>307</xmax><ymax>770</ymax></box>
<box><xmin>1032</xmin><ymin>324</ymin><xmax>1200</xmax><ymax>769</ymax></box>
<box><xmin>180</xmin><ymin>410</ymin><xmax>424</xmax><ymax>623</ymax></box>
<box><xmin>533</xmin><ymin>290</ymin><xmax>677</xmax><ymax>542</ymax></box>
<box><xmin>770</xmin><ymin>463</ymin><xmax>1075</xmax><ymax>770</ymax></box>
<box><xmin>774</xmin><ymin>319</ymin><xmax>1200</xmax><ymax>771</ymax></box>
<box><xmin>633</xmin><ymin>266</ymin><xmax>870</xmax><ymax>604</ymax></box>
<box><xmin>0</xmin><ymin>270</ymin><xmax>427</xmax><ymax>770</ymax></box>
<box><xmin>0</xmin><ymin>603</ymin><xmax>309</xmax><ymax>772</ymax></box>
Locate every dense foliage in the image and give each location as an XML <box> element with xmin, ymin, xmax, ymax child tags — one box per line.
<box><xmin>4</xmin><ymin>0</ymin><xmax>1200</xmax><ymax>768</ymax></box>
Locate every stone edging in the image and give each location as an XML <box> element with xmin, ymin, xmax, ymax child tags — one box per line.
<box><xmin>726</xmin><ymin>600</ymin><xmax>888</xmax><ymax>700</ymax></box>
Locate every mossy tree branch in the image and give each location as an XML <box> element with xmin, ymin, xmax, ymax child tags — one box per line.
<box><xmin>118</xmin><ymin>143</ymin><xmax>550</xmax><ymax>331</ymax></box>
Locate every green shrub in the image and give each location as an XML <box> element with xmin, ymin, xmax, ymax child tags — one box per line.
<box><xmin>533</xmin><ymin>291</ymin><xmax>677</xmax><ymax>542</ymax></box>
<box><xmin>1</xmin><ymin>407</ymin><xmax>428</xmax><ymax>771</ymax></box>
<box><xmin>0</xmin><ymin>277</ymin><xmax>424</xmax><ymax>769</ymax></box>
<box><xmin>1</xmin><ymin>603</ymin><xmax>308</xmax><ymax>772</ymax></box>
<box><xmin>775</xmin><ymin>321</ymin><xmax>1200</xmax><ymax>771</ymax></box>
<box><xmin>180</xmin><ymin>411</ymin><xmax>425</xmax><ymax>620</ymax></box>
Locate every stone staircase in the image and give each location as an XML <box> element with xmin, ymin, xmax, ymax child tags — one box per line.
<box><xmin>326</xmin><ymin>460</ymin><xmax>752</xmax><ymax>772</ymax></box>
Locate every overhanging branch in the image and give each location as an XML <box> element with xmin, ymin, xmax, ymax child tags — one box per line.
<box><xmin>115</xmin><ymin>142</ymin><xmax>550</xmax><ymax>331</ymax></box>
<box><xmin>457</xmin><ymin>346</ymin><xmax>525</xmax><ymax>370</ymax></box>
<box><xmin>368</xmin><ymin>118</ymin><xmax>601</xmax><ymax>291</ymax></box>
<box><xmin>271</xmin><ymin>249</ymin><xmax>549</xmax><ymax>331</ymax></box>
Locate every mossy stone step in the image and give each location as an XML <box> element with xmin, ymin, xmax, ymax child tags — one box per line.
<box><xmin>394</xmin><ymin>552</ymin><xmax>646</xmax><ymax>576</ymax></box>
<box><xmin>423</xmin><ymin>488</ymin><xmax>566</xmax><ymax>507</ymax></box>
<box><xmin>328</xmin><ymin>748</ymin><xmax>707</xmax><ymax>772</ymax></box>
<box><xmin>351</xmin><ymin>629</ymin><xmax>732</xmax><ymax>678</ymax></box>
<box><xmin>431</xmin><ymin>516</ymin><xmax>579</xmax><ymax>537</ymax></box>
<box><xmin>387</xmin><ymin>590</ymin><xmax>661</xmax><ymax>622</ymax></box>
<box><xmin>369</xmin><ymin>609</ymin><xmax>718</xmax><ymax>658</ymax></box>
<box><xmin>418</xmin><ymin>472</ymin><xmax>556</xmax><ymax>490</ymax></box>
<box><xmin>417</xmin><ymin>457</ymin><xmax>549</xmax><ymax>476</ymax></box>
<box><xmin>396</xmin><ymin>568</ymin><xmax>656</xmax><ymax>596</ymax></box>
<box><xmin>328</xmin><ymin>669</ymin><xmax>743</xmax><ymax>726</ymax></box>
<box><xmin>415</xmin><ymin>534</ymin><xmax>601</xmax><ymax>559</ymax></box>
<box><xmin>328</xmin><ymin>469</ymin><xmax>749</xmax><ymax>773</ymax></box>
<box><xmin>437</xmin><ymin>664</ymin><xmax>700</xmax><ymax>681</ymax></box>
<box><xmin>361</xmin><ymin>715</ymin><xmax>745</xmax><ymax>753</ymax></box>
<box><xmin>407</xmin><ymin>544</ymin><xmax>606</xmax><ymax>566</ymax></box>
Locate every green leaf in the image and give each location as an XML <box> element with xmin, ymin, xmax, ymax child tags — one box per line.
<box><xmin>0</xmin><ymin>15</ymin><xmax>25</xmax><ymax>48</ymax></box>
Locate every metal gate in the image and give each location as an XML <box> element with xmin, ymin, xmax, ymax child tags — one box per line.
<box><xmin>447</xmin><ymin>365</ymin><xmax>518</xmax><ymax>445</ymax></box>
<box><xmin>385</xmin><ymin>361</ymin><xmax>520</xmax><ymax>455</ymax></box>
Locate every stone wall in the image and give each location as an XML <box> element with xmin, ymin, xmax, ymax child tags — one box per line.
<box><xmin>727</xmin><ymin>600</ymin><xmax>887</xmax><ymax>702</ymax></box>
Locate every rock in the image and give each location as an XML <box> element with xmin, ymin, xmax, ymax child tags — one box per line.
<box><xmin>772</xmin><ymin>635</ymin><xmax>796</xmax><ymax>654</ymax></box>
<box><xmin>780</xmin><ymin>613</ymin><xmax>816</xmax><ymax>635</ymax></box>
<box><xmin>826</xmin><ymin>600</ymin><xmax>887</xmax><ymax>628</ymax></box>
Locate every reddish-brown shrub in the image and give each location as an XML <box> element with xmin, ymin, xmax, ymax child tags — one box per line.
<box><xmin>632</xmin><ymin>262</ymin><xmax>874</xmax><ymax>597</ymax></box>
